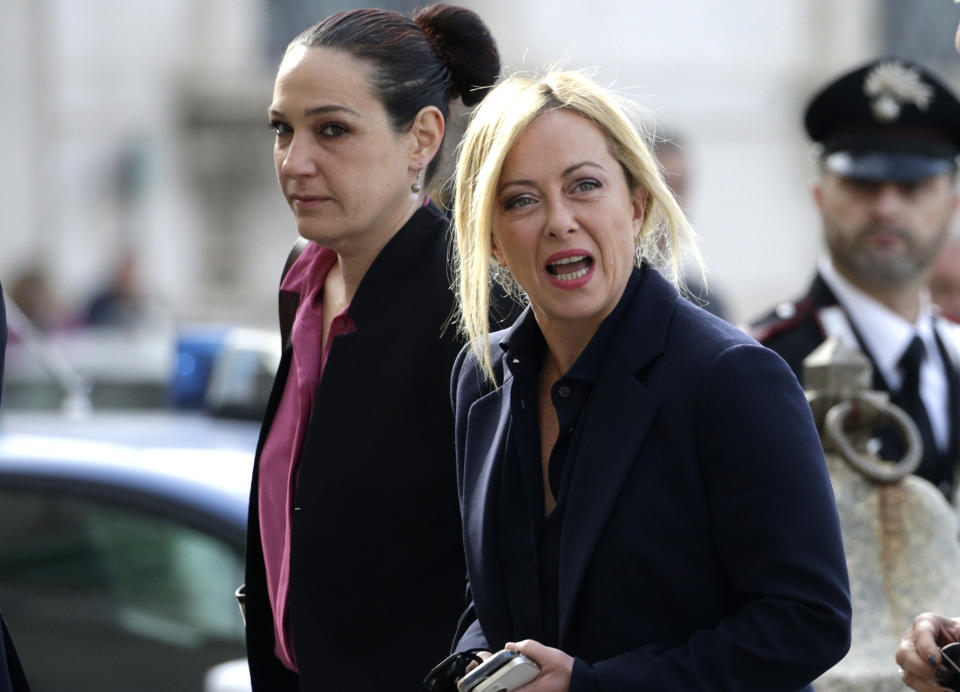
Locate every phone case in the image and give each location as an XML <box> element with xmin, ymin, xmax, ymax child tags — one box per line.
<box><xmin>457</xmin><ymin>651</ymin><xmax>516</xmax><ymax>692</ymax></box>
<box><xmin>467</xmin><ymin>655</ymin><xmax>540</xmax><ymax>692</ymax></box>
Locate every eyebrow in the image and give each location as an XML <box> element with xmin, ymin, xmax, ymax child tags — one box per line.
<box><xmin>497</xmin><ymin>161</ymin><xmax>604</xmax><ymax>194</ymax></box>
<box><xmin>267</xmin><ymin>104</ymin><xmax>361</xmax><ymax>118</ymax></box>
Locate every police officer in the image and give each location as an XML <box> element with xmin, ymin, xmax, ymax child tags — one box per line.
<box><xmin>751</xmin><ymin>57</ymin><xmax>960</xmax><ymax>497</ymax></box>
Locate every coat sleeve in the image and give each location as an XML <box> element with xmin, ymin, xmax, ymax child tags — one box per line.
<box><xmin>449</xmin><ymin>344</ymin><xmax>492</xmax><ymax>655</ymax></box>
<box><xmin>572</xmin><ymin>343</ymin><xmax>852</xmax><ymax>691</ymax></box>
<box><xmin>0</xmin><ymin>609</ymin><xmax>31</xmax><ymax>692</ymax></box>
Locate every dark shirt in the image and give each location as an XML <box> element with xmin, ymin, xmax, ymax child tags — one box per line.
<box><xmin>496</xmin><ymin>272</ymin><xmax>640</xmax><ymax>646</ymax></box>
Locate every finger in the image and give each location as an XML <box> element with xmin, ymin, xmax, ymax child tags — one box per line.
<box><xmin>507</xmin><ymin>639</ymin><xmax>547</xmax><ymax>662</ymax></box>
<box><xmin>897</xmin><ymin>633</ymin><xmax>940</xmax><ymax>675</ymax></box>
<box><xmin>915</xmin><ymin>617</ymin><xmax>948</xmax><ymax>659</ymax></box>
<box><xmin>900</xmin><ymin>666</ymin><xmax>952</xmax><ymax>692</ymax></box>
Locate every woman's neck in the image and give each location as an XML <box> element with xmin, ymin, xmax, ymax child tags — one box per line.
<box><xmin>331</xmin><ymin>198</ymin><xmax>422</xmax><ymax>303</ymax></box>
<box><xmin>535</xmin><ymin>313</ymin><xmax>601</xmax><ymax>376</ymax></box>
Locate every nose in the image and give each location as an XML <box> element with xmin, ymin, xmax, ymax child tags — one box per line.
<box><xmin>277</xmin><ymin>134</ymin><xmax>317</xmax><ymax>179</ymax></box>
<box><xmin>543</xmin><ymin>197</ymin><xmax>577</xmax><ymax>238</ymax></box>
<box><xmin>871</xmin><ymin>183</ymin><xmax>907</xmax><ymax>221</ymax></box>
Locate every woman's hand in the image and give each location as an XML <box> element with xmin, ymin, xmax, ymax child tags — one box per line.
<box><xmin>506</xmin><ymin>639</ymin><xmax>573</xmax><ymax>692</ymax></box>
<box><xmin>897</xmin><ymin>611</ymin><xmax>960</xmax><ymax>690</ymax></box>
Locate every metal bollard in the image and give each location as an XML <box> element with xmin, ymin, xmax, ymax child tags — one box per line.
<box><xmin>805</xmin><ymin>339</ymin><xmax>960</xmax><ymax>692</ymax></box>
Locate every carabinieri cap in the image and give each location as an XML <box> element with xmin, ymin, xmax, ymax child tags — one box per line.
<box><xmin>804</xmin><ymin>57</ymin><xmax>960</xmax><ymax>181</ymax></box>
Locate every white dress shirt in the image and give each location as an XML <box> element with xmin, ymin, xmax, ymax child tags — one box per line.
<box><xmin>819</xmin><ymin>256</ymin><xmax>951</xmax><ymax>451</ymax></box>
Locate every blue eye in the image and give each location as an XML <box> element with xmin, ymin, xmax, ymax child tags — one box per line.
<box><xmin>572</xmin><ymin>179</ymin><xmax>600</xmax><ymax>193</ymax></box>
<box><xmin>269</xmin><ymin>120</ymin><xmax>291</xmax><ymax>136</ymax></box>
<box><xmin>504</xmin><ymin>195</ymin><xmax>535</xmax><ymax>210</ymax></box>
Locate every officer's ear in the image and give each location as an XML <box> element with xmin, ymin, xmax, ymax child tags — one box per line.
<box><xmin>811</xmin><ymin>181</ymin><xmax>824</xmax><ymax>211</ymax></box>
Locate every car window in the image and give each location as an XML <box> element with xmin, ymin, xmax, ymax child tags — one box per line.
<box><xmin>0</xmin><ymin>489</ymin><xmax>246</xmax><ymax>692</ymax></box>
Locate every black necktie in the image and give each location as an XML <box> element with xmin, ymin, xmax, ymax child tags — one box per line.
<box><xmin>893</xmin><ymin>334</ymin><xmax>938</xmax><ymax>481</ymax></box>
<box><xmin>897</xmin><ymin>335</ymin><xmax>926</xmax><ymax>420</ymax></box>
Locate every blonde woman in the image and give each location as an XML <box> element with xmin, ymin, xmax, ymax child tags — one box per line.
<box><xmin>446</xmin><ymin>71</ymin><xmax>852</xmax><ymax>691</ymax></box>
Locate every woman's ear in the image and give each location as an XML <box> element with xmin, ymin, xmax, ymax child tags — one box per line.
<box><xmin>410</xmin><ymin>106</ymin><xmax>445</xmax><ymax>171</ymax></box>
<box><xmin>632</xmin><ymin>188</ymin><xmax>648</xmax><ymax>233</ymax></box>
<box><xmin>490</xmin><ymin>234</ymin><xmax>505</xmax><ymax>266</ymax></box>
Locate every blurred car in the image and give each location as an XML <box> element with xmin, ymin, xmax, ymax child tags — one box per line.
<box><xmin>0</xmin><ymin>292</ymin><xmax>276</xmax><ymax>691</ymax></box>
<box><xmin>0</xmin><ymin>412</ymin><xmax>257</xmax><ymax>692</ymax></box>
<box><xmin>3</xmin><ymin>292</ymin><xmax>281</xmax><ymax>419</ymax></box>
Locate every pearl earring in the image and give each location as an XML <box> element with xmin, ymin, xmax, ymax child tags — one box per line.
<box><xmin>411</xmin><ymin>168</ymin><xmax>424</xmax><ymax>194</ymax></box>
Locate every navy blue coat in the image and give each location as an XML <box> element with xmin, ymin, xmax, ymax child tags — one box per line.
<box><xmin>451</xmin><ymin>267</ymin><xmax>851</xmax><ymax>691</ymax></box>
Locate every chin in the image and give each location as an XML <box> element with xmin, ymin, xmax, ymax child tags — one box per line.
<box><xmin>294</xmin><ymin>220</ymin><xmax>340</xmax><ymax>244</ymax></box>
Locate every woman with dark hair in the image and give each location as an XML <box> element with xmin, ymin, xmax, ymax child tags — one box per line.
<box><xmin>242</xmin><ymin>6</ymin><xmax>500</xmax><ymax>690</ymax></box>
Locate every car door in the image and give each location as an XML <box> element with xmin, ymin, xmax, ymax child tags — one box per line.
<box><xmin>0</xmin><ymin>485</ymin><xmax>246</xmax><ymax>692</ymax></box>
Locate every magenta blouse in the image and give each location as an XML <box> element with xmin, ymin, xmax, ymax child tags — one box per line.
<box><xmin>257</xmin><ymin>242</ymin><xmax>356</xmax><ymax>670</ymax></box>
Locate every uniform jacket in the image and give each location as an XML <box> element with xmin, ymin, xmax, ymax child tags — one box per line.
<box><xmin>244</xmin><ymin>204</ymin><xmax>469</xmax><ymax>691</ymax></box>
<box><xmin>751</xmin><ymin>271</ymin><xmax>960</xmax><ymax>493</ymax></box>
<box><xmin>451</xmin><ymin>267</ymin><xmax>852</xmax><ymax>691</ymax></box>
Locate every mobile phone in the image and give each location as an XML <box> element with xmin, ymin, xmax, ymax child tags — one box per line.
<box><xmin>457</xmin><ymin>650</ymin><xmax>540</xmax><ymax>692</ymax></box>
<box><xmin>940</xmin><ymin>642</ymin><xmax>960</xmax><ymax>691</ymax></box>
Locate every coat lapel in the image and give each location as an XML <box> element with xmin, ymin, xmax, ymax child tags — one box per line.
<box><xmin>461</xmin><ymin>356</ymin><xmax>516</xmax><ymax>645</ymax></box>
<box><xmin>557</xmin><ymin>268</ymin><xmax>675</xmax><ymax>643</ymax></box>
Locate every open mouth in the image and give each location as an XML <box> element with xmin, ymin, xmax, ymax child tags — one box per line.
<box><xmin>546</xmin><ymin>255</ymin><xmax>594</xmax><ymax>280</ymax></box>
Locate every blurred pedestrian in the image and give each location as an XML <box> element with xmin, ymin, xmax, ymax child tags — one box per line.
<box><xmin>240</xmin><ymin>5</ymin><xmax>501</xmax><ymax>691</ymax></box>
<box><xmin>930</xmin><ymin>234</ymin><xmax>960</xmax><ymax>323</ymax></box>
<box><xmin>654</xmin><ymin>132</ymin><xmax>729</xmax><ymax>319</ymax></box>
<box><xmin>896</xmin><ymin>17</ymin><xmax>960</xmax><ymax>690</ymax></box>
<box><xmin>82</xmin><ymin>251</ymin><xmax>153</xmax><ymax>328</ymax></box>
<box><xmin>0</xmin><ymin>284</ymin><xmax>32</xmax><ymax>692</ymax></box>
<box><xmin>7</xmin><ymin>265</ymin><xmax>60</xmax><ymax>333</ymax></box>
<box><xmin>750</xmin><ymin>58</ymin><xmax>960</xmax><ymax>497</ymax></box>
<box><xmin>442</xmin><ymin>69</ymin><xmax>850</xmax><ymax>691</ymax></box>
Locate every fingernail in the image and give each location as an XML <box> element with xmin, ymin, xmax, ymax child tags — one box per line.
<box><xmin>935</xmin><ymin>666</ymin><xmax>952</xmax><ymax>681</ymax></box>
<box><xmin>931</xmin><ymin>654</ymin><xmax>942</xmax><ymax>667</ymax></box>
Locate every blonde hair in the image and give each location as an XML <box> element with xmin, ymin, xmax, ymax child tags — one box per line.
<box><xmin>453</xmin><ymin>70</ymin><xmax>703</xmax><ymax>382</ymax></box>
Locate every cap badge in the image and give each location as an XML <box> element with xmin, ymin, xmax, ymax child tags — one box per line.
<box><xmin>862</xmin><ymin>61</ymin><xmax>934</xmax><ymax>122</ymax></box>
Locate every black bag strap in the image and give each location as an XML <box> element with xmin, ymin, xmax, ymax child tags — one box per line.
<box><xmin>278</xmin><ymin>237</ymin><xmax>309</xmax><ymax>351</ymax></box>
<box><xmin>422</xmin><ymin>650</ymin><xmax>484</xmax><ymax>692</ymax></box>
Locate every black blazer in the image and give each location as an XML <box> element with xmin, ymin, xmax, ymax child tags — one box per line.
<box><xmin>0</xmin><ymin>285</ymin><xmax>31</xmax><ymax>692</ymax></box>
<box><xmin>451</xmin><ymin>267</ymin><xmax>852</xmax><ymax>691</ymax></box>
<box><xmin>244</xmin><ymin>205</ymin><xmax>469</xmax><ymax>690</ymax></box>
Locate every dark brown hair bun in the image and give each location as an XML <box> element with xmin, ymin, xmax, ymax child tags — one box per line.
<box><xmin>414</xmin><ymin>4</ymin><xmax>500</xmax><ymax>106</ymax></box>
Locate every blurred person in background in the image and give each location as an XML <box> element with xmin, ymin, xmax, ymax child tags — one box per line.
<box><xmin>240</xmin><ymin>5</ymin><xmax>501</xmax><ymax>691</ymax></box>
<box><xmin>7</xmin><ymin>265</ymin><xmax>61</xmax><ymax>334</ymax></box>
<box><xmin>896</xmin><ymin>14</ymin><xmax>960</xmax><ymax>689</ymax></box>
<box><xmin>444</xmin><ymin>69</ymin><xmax>850</xmax><ymax>691</ymax></box>
<box><xmin>82</xmin><ymin>250</ymin><xmax>154</xmax><ymax>328</ymax></box>
<box><xmin>750</xmin><ymin>58</ymin><xmax>960</xmax><ymax>498</ymax></box>
<box><xmin>654</xmin><ymin>132</ymin><xmax>729</xmax><ymax>319</ymax></box>
<box><xmin>0</xmin><ymin>285</ymin><xmax>32</xmax><ymax>692</ymax></box>
<box><xmin>929</xmin><ymin>233</ymin><xmax>960</xmax><ymax>323</ymax></box>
